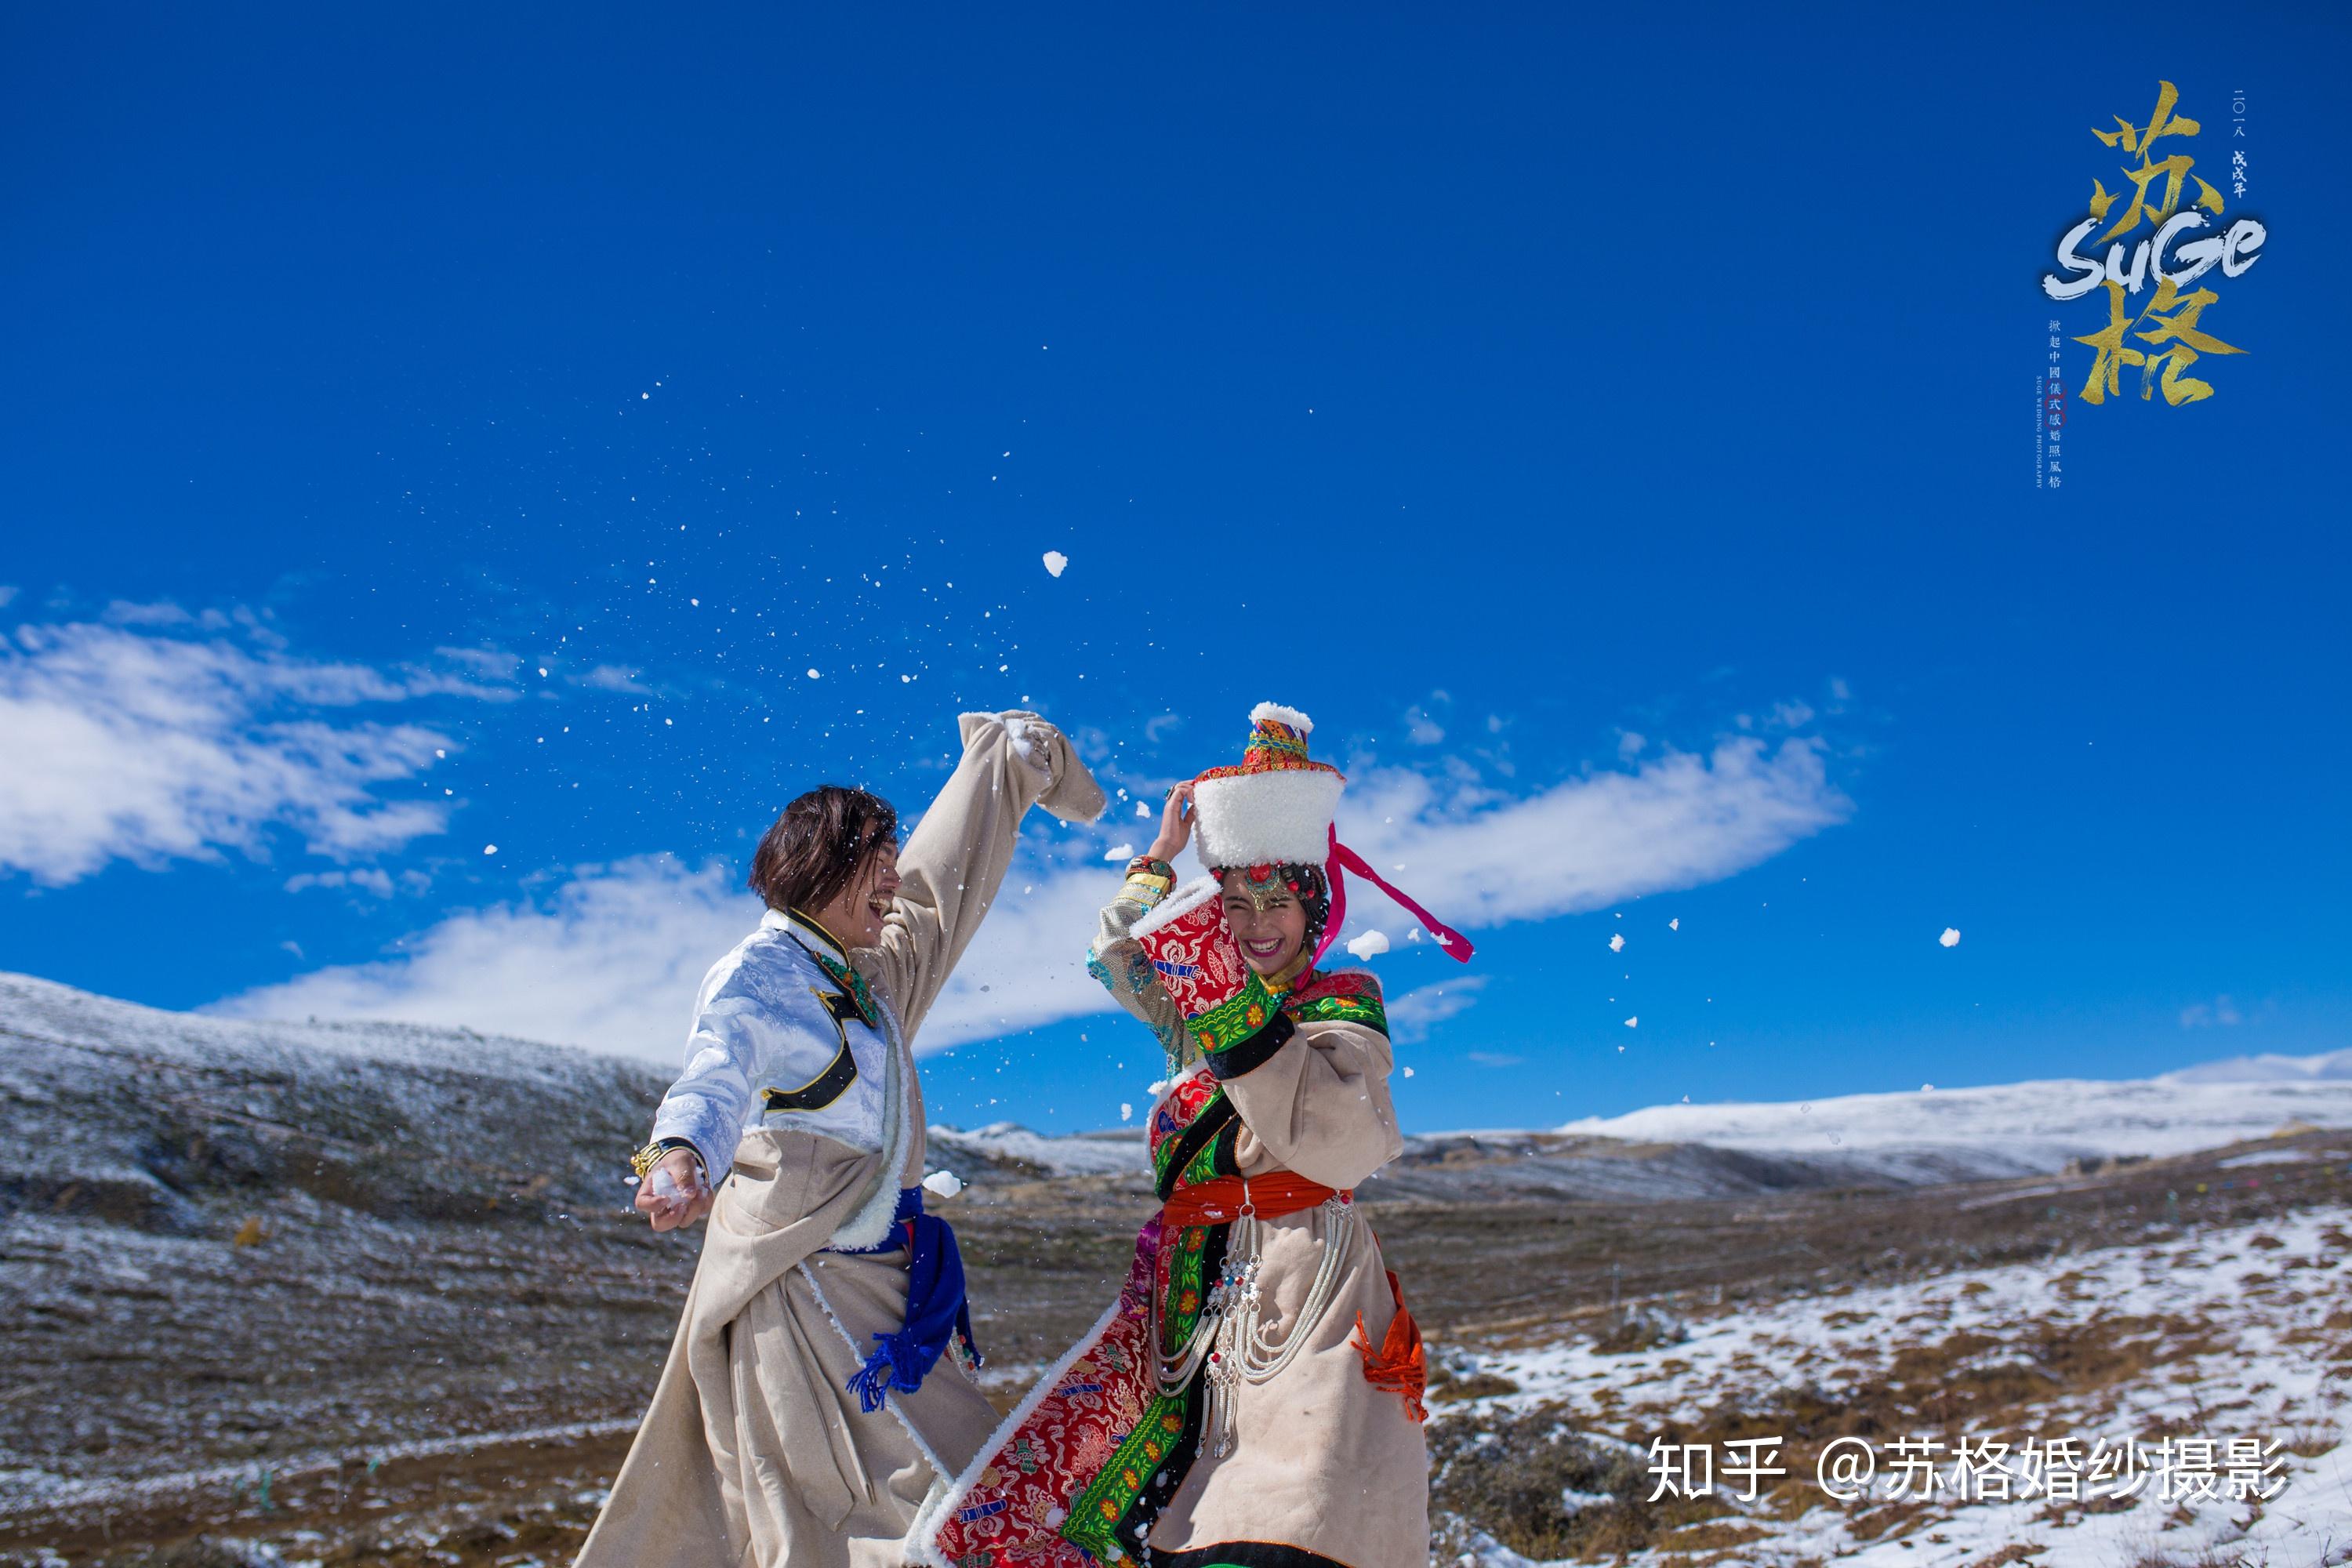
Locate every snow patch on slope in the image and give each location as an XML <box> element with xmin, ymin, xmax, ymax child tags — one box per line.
<box><xmin>1556</xmin><ymin>1056</ymin><xmax>2352</xmax><ymax>1181</ymax></box>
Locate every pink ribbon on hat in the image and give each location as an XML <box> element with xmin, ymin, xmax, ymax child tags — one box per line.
<box><xmin>1316</xmin><ymin>824</ymin><xmax>1475</xmax><ymax>966</ymax></box>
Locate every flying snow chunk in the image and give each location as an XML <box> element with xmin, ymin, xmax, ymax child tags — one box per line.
<box><xmin>920</xmin><ymin>1170</ymin><xmax>964</xmax><ymax>1200</ymax></box>
<box><xmin>1623</xmin><ymin>1015</ymin><xmax>1639</xmax><ymax>1028</ymax></box>
<box><xmin>1346</xmin><ymin>930</ymin><xmax>1390</xmax><ymax>960</ymax></box>
<box><xmin>806</xmin><ymin>668</ymin><xmax>821</xmax><ymax>680</ymax></box>
<box><xmin>483</xmin><ymin>844</ymin><xmax>498</xmax><ymax>855</ymax></box>
<box><xmin>1940</xmin><ymin>927</ymin><xmax>1962</xmax><ymax>948</ymax></box>
<box><xmin>1608</xmin><ymin>933</ymin><xmax>1625</xmax><ymax>953</ymax></box>
<box><xmin>1120</xmin><ymin>1102</ymin><xmax>1133</xmax><ymax>1123</ymax></box>
<box><xmin>1402</xmin><ymin>1065</ymin><xmax>1415</xmax><ymax>1078</ymax></box>
<box><xmin>1669</xmin><ymin>918</ymin><xmax>1680</xmax><ymax>931</ymax></box>
<box><xmin>1137</xmin><ymin>801</ymin><xmax>1152</xmax><ymax>818</ymax></box>
<box><xmin>1042</xmin><ymin>550</ymin><xmax>1069</xmax><ymax>578</ymax></box>
<box><xmin>1104</xmin><ymin>842</ymin><xmax>1136</xmax><ymax>862</ymax></box>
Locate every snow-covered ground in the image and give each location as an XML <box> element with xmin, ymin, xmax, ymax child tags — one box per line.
<box><xmin>1552</xmin><ymin>1051</ymin><xmax>2352</xmax><ymax>1185</ymax></box>
<box><xmin>1446</xmin><ymin>1202</ymin><xmax>2352</xmax><ymax>1568</ymax></box>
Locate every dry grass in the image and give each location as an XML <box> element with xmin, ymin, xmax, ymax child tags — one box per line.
<box><xmin>9</xmin><ymin>1131</ymin><xmax>2350</xmax><ymax>1566</ymax></box>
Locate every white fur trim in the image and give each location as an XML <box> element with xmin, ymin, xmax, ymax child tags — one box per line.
<box><xmin>1127</xmin><ymin>874</ymin><xmax>1222</xmax><ymax>940</ymax></box>
<box><xmin>825</xmin><ymin>998</ymin><xmax>913</xmax><ymax>1251</ymax></box>
<box><xmin>906</xmin><ymin>1286</ymin><xmax>1132</xmax><ymax>1568</ymax></box>
<box><xmin>1248</xmin><ymin>701</ymin><xmax>1314</xmax><ymax>734</ymax></box>
<box><xmin>1192</xmin><ymin>767</ymin><xmax>1343</xmax><ymax>869</ymax></box>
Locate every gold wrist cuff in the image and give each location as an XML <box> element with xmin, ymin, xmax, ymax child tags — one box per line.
<box><xmin>631</xmin><ymin>1141</ymin><xmax>686</xmax><ymax>1179</ymax></box>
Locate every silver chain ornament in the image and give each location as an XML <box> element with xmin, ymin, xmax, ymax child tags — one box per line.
<box><xmin>1152</xmin><ymin>1188</ymin><xmax>1359</xmax><ymax>1458</ymax></box>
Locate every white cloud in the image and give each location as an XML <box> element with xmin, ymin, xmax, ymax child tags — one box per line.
<box><xmin>1403</xmin><ymin>705</ymin><xmax>1445</xmax><ymax>745</ymax></box>
<box><xmin>1330</xmin><ymin>735</ymin><xmax>1850</xmax><ymax>931</ymax></box>
<box><xmin>285</xmin><ymin>868</ymin><xmax>397</xmax><ymax>898</ymax></box>
<box><xmin>228</xmin><ymin>720</ymin><xmax>1853</xmax><ymax>1060</ymax></box>
<box><xmin>434</xmin><ymin>645</ymin><xmax>522</xmax><ymax>680</ymax></box>
<box><xmin>2180</xmin><ymin>995</ymin><xmax>2245</xmax><ymax>1029</ymax></box>
<box><xmin>920</xmin><ymin>860</ymin><xmax>1122</xmax><ymax>1049</ymax></box>
<box><xmin>1386</xmin><ymin>975</ymin><xmax>1491</xmax><ymax>1045</ymax></box>
<box><xmin>0</xmin><ymin>618</ymin><xmax>483</xmax><ymax>885</ymax></box>
<box><xmin>221</xmin><ymin>849</ymin><xmax>1123</xmax><ymax>1062</ymax></box>
<box><xmin>221</xmin><ymin>855</ymin><xmax>753</xmax><ymax>1059</ymax></box>
<box><xmin>573</xmin><ymin>663</ymin><xmax>649</xmax><ymax>693</ymax></box>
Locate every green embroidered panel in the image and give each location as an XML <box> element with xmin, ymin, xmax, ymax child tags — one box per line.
<box><xmin>1187</xmin><ymin>969</ymin><xmax>1278</xmax><ymax>1053</ymax></box>
<box><xmin>1180</xmin><ymin>1120</ymin><xmax>1236</xmax><ymax>1189</ymax></box>
<box><xmin>1288</xmin><ymin>985</ymin><xmax>1387</xmax><ymax>1036</ymax></box>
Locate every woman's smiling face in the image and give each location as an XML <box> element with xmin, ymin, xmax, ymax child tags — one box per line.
<box><xmin>1221</xmin><ymin>870</ymin><xmax>1309</xmax><ymax>978</ymax></box>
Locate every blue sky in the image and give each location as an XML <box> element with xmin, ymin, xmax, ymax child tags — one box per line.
<box><xmin>2</xmin><ymin>3</ymin><xmax>2343</xmax><ymax>1134</ymax></box>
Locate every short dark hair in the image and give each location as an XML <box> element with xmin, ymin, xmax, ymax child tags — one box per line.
<box><xmin>748</xmin><ymin>786</ymin><xmax>899</xmax><ymax>914</ymax></box>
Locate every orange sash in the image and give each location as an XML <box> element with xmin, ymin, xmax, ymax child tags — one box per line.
<box><xmin>1157</xmin><ymin>1171</ymin><xmax>1346</xmax><ymax>1229</ymax></box>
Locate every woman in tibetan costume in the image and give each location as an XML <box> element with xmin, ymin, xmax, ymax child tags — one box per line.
<box><xmin>920</xmin><ymin>704</ymin><xmax>1474</xmax><ymax>1568</ymax></box>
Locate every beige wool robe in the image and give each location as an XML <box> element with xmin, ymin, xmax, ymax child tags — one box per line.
<box><xmin>577</xmin><ymin>711</ymin><xmax>1104</xmax><ymax>1568</ymax></box>
<box><xmin>919</xmin><ymin>893</ymin><xmax>1426</xmax><ymax>1568</ymax></box>
<box><xmin>1148</xmin><ymin>1025</ymin><xmax>1429</xmax><ymax>1568</ymax></box>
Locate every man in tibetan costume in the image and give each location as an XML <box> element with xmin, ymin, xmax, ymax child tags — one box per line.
<box><xmin>920</xmin><ymin>704</ymin><xmax>1473</xmax><ymax>1568</ymax></box>
<box><xmin>578</xmin><ymin>710</ymin><xmax>1105</xmax><ymax>1568</ymax></box>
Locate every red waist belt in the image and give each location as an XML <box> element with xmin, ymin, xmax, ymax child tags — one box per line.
<box><xmin>1159</xmin><ymin>1171</ymin><xmax>1349</xmax><ymax>1229</ymax></box>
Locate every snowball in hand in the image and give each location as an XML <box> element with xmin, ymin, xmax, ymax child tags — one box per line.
<box><xmin>1042</xmin><ymin>550</ymin><xmax>1069</xmax><ymax>578</ymax></box>
<box><xmin>1345</xmin><ymin>929</ymin><xmax>1390</xmax><ymax>960</ymax></box>
<box><xmin>1939</xmin><ymin>927</ymin><xmax>1962</xmax><ymax>948</ymax></box>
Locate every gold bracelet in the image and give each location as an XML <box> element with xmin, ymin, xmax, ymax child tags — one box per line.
<box><xmin>630</xmin><ymin>1141</ymin><xmax>681</xmax><ymax>1179</ymax></box>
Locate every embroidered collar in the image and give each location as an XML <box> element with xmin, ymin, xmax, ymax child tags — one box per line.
<box><xmin>775</xmin><ymin>907</ymin><xmax>880</xmax><ymax>1028</ymax></box>
<box><xmin>776</xmin><ymin>906</ymin><xmax>851</xmax><ymax>964</ymax></box>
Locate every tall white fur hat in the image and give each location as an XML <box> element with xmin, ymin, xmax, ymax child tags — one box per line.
<box><xmin>1189</xmin><ymin>702</ymin><xmax>1345</xmax><ymax>871</ymax></box>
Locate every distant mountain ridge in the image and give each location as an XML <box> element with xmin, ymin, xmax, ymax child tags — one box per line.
<box><xmin>3</xmin><ymin>971</ymin><xmax>2341</xmax><ymax>1217</ymax></box>
<box><xmin>1550</xmin><ymin>1050</ymin><xmax>2352</xmax><ymax>1184</ymax></box>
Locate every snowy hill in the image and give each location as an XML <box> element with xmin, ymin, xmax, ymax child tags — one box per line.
<box><xmin>1553</xmin><ymin>1053</ymin><xmax>2352</xmax><ymax>1184</ymax></box>
<box><xmin>5</xmin><ymin>969</ymin><xmax>2342</xmax><ymax>1208</ymax></box>
<box><xmin>927</xmin><ymin>1120</ymin><xmax>1148</xmax><ymax>1178</ymax></box>
<box><xmin>0</xmin><ymin>969</ymin><xmax>666</xmax><ymax>1232</ymax></box>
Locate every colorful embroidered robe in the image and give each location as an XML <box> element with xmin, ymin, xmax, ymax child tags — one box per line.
<box><xmin>917</xmin><ymin>895</ymin><xmax>1428</xmax><ymax>1568</ymax></box>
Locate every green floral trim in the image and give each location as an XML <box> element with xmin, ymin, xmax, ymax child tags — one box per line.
<box><xmin>1062</xmin><ymin>1224</ymin><xmax>1217</xmax><ymax>1561</ymax></box>
<box><xmin>1180</xmin><ymin>1120</ymin><xmax>1237</xmax><ymax>1189</ymax></box>
<box><xmin>1287</xmin><ymin>986</ymin><xmax>1388</xmax><ymax>1036</ymax></box>
<box><xmin>1150</xmin><ymin>1090</ymin><xmax>1234</xmax><ymax>1195</ymax></box>
<box><xmin>1185</xmin><ymin>968</ymin><xmax>1278</xmax><ymax>1055</ymax></box>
